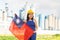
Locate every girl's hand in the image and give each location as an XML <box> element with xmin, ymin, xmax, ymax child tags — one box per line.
<box><xmin>34</xmin><ymin>31</ymin><xmax>36</xmax><ymax>33</ymax></box>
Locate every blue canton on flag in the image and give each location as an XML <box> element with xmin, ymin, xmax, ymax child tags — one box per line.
<box><xmin>13</xmin><ymin>14</ymin><xmax>24</xmax><ymax>28</ymax></box>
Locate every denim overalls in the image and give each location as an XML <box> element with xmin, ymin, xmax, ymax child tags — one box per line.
<box><xmin>26</xmin><ymin>20</ymin><xmax>36</xmax><ymax>40</ymax></box>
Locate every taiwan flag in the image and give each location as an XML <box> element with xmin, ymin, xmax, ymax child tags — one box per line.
<box><xmin>9</xmin><ymin>14</ymin><xmax>34</xmax><ymax>40</ymax></box>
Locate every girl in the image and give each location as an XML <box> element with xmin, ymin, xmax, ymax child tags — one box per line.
<box><xmin>24</xmin><ymin>9</ymin><xmax>38</xmax><ymax>40</ymax></box>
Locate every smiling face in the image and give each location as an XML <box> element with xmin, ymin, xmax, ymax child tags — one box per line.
<box><xmin>28</xmin><ymin>13</ymin><xmax>33</xmax><ymax>19</ymax></box>
<box><xmin>27</xmin><ymin>13</ymin><xmax>34</xmax><ymax>21</ymax></box>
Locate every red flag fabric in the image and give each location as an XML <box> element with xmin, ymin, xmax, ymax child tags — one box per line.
<box><xmin>9</xmin><ymin>14</ymin><xmax>34</xmax><ymax>40</ymax></box>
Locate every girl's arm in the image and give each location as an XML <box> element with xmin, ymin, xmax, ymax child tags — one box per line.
<box><xmin>34</xmin><ymin>19</ymin><xmax>38</xmax><ymax>32</ymax></box>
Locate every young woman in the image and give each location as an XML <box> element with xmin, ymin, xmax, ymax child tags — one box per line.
<box><xmin>24</xmin><ymin>9</ymin><xmax>38</xmax><ymax>40</ymax></box>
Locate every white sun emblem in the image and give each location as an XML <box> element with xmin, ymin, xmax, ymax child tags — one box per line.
<box><xmin>16</xmin><ymin>19</ymin><xmax>20</xmax><ymax>24</ymax></box>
